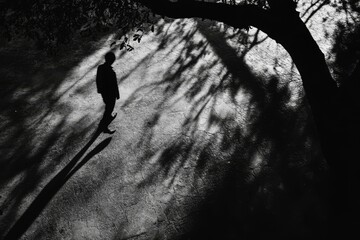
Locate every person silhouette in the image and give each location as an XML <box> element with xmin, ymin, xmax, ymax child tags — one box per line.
<box><xmin>96</xmin><ymin>52</ymin><xmax>119</xmax><ymax>134</ymax></box>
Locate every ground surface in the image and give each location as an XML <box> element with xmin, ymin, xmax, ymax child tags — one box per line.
<box><xmin>0</xmin><ymin>3</ymin><xmax>352</xmax><ymax>240</ymax></box>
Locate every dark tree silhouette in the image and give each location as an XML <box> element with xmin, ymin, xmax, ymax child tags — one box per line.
<box><xmin>1</xmin><ymin>0</ymin><xmax>358</xmax><ymax>237</ymax></box>
<box><xmin>0</xmin><ymin>0</ymin><xmax>155</xmax><ymax>52</ymax></box>
<box><xmin>135</xmin><ymin>0</ymin><xmax>358</xmax><ymax>236</ymax></box>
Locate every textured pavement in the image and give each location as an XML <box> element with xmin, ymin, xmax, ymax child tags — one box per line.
<box><xmin>0</xmin><ymin>5</ymin><xmax>351</xmax><ymax>239</ymax></box>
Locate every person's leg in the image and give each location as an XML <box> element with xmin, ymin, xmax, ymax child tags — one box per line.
<box><xmin>100</xmin><ymin>97</ymin><xmax>116</xmax><ymax>132</ymax></box>
<box><xmin>104</xmin><ymin>97</ymin><xmax>116</xmax><ymax>121</ymax></box>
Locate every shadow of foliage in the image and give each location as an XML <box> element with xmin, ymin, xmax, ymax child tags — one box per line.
<box><xmin>3</xmin><ymin>1</ymin><xmax>357</xmax><ymax>239</ymax></box>
<box><xmin>3</xmin><ymin>133</ymin><xmax>111</xmax><ymax>240</ymax></box>
<box><xmin>118</xmin><ymin>18</ymin><xmax>329</xmax><ymax>239</ymax></box>
<box><xmin>0</xmin><ymin>33</ymin><xmax>113</xmax><ymax>238</ymax></box>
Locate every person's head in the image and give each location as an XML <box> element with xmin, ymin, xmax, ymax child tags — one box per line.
<box><xmin>105</xmin><ymin>52</ymin><xmax>116</xmax><ymax>65</ymax></box>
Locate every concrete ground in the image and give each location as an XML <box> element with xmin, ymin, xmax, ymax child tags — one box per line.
<box><xmin>0</xmin><ymin>5</ymin><xmax>350</xmax><ymax>239</ymax></box>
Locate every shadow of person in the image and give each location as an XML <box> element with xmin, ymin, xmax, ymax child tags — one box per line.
<box><xmin>96</xmin><ymin>51</ymin><xmax>120</xmax><ymax>134</ymax></box>
<box><xmin>3</xmin><ymin>129</ymin><xmax>111</xmax><ymax>240</ymax></box>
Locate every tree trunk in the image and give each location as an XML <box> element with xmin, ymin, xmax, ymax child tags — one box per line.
<box><xmin>137</xmin><ymin>0</ymin><xmax>342</xmax><ymax>167</ymax></box>
<box><xmin>137</xmin><ymin>0</ymin><xmax>348</xmax><ymax>236</ymax></box>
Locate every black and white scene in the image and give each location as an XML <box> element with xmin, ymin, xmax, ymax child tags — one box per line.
<box><xmin>0</xmin><ymin>0</ymin><xmax>359</xmax><ymax>239</ymax></box>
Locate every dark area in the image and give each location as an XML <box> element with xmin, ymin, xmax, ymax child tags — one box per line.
<box><xmin>4</xmin><ymin>133</ymin><xmax>111</xmax><ymax>240</ymax></box>
<box><xmin>1</xmin><ymin>0</ymin><xmax>359</xmax><ymax>239</ymax></box>
<box><xmin>133</xmin><ymin>0</ymin><xmax>359</xmax><ymax>238</ymax></box>
<box><xmin>120</xmin><ymin>19</ymin><xmax>329</xmax><ymax>239</ymax></box>
<box><xmin>0</xmin><ymin>33</ymin><xmax>112</xmax><ymax>238</ymax></box>
<box><xmin>329</xmin><ymin>3</ymin><xmax>360</xmax><ymax>229</ymax></box>
<box><xmin>0</xmin><ymin>0</ymin><xmax>155</xmax><ymax>53</ymax></box>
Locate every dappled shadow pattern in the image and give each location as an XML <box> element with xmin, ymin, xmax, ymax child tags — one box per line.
<box><xmin>119</xmin><ymin>19</ymin><xmax>329</xmax><ymax>239</ymax></box>
<box><xmin>0</xmin><ymin>34</ymin><xmax>112</xmax><ymax>238</ymax></box>
<box><xmin>4</xmin><ymin>131</ymin><xmax>111</xmax><ymax>240</ymax></box>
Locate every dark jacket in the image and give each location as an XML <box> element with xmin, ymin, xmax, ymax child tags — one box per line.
<box><xmin>96</xmin><ymin>64</ymin><xmax>120</xmax><ymax>99</ymax></box>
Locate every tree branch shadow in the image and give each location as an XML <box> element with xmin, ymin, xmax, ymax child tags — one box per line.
<box><xmin>3</xmin><ymin>130</ymin><xmax>111</xmax><ymax>240</ymax></box>
<box><xmin>118</xmin><ymin>18</ymin><xmax>329</xmax><ymax>239</ymax></box>
<box><xmin>0</xmin><ymin>32</ymin><xmax>116</xmax><ymax>238</ymax></box>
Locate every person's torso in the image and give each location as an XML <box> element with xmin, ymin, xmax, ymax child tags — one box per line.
<box><xmin>99</xmin><ymin>64</ymin><xmax>117</xmax><ymax>96</ymax></box>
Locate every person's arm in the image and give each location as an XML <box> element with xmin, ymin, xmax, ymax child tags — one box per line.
<box><xmin>96</xmin><ymin>66</ymin><xmax>103</xmax><ymax>93</ymax></box>
<box><xmin>113</xmin><ymin>71</ymin><xmax>120</xmax><ymax>99</ymax></box>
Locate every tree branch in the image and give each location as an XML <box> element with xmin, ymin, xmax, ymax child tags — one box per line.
<box><xmin>137</xmin><ymin>0</ymin><xmax>278</xmax><ymax>36</ymax></box>
<box><xmin>136</xmin><ymin>0</ymin><xmax>339</xmax><ymax>165</ymax></box>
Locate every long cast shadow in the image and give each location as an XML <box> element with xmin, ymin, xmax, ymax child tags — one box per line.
<box><xmin>4</xmin><ymin>129</ymin><xmax>112</xmax><ymax>240</ymax></box>
<box><xmin>125</xmin><ymin>18</ymin><xmax>328</xmax><ymax>239</ymax></box>
<box><xmin>0</xmin><ymin>29</ymin><xmax>117</xmax><ymax>237</ymax></box>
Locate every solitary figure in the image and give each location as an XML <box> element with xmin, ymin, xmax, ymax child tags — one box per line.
<box><xmin>96</xmin><ymin>52</ymin><xmax>119</xmax><ymax>134</ymax></box>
